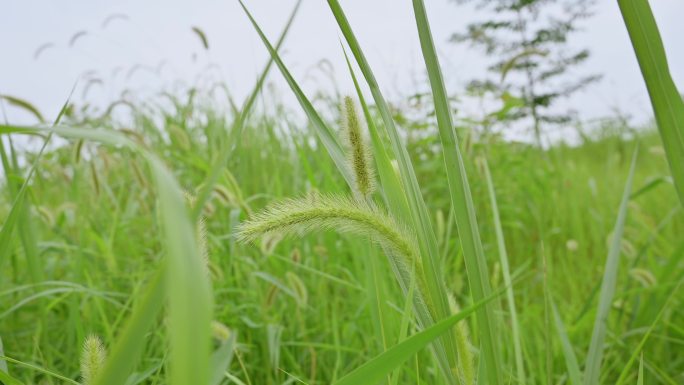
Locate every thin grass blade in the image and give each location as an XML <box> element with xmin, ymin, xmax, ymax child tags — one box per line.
<box><xmin>482</xmin><ymin>156</ymin><xmax>524</xmax><ymax>383</ymax></box>
<box><xmin>147</xmin><ymin>156</ymin><xmax>213</xmax><ymax>385</ymax></box>
<box><xmin>411</xmin><ymin>1</ymin><xmax>501</xmax><ymax>382</ymax></box>
<box><xmin>0</xmin><ymin>96</ymin><xmax>72</xmax><ymax>281</ymax></box>
<box><xmin>93</xmin><ymin>270</ymin><xmax>165</xmax><ymax>385</ymax></box>
<box><xmin>326</xmin><ymin>1</ymin><xmax>459</xmax><ymax>381</ymax></box>
<box><xmin>551</xmin><ymin>300</ymin><xmax>582</xmax><ymax>385</ymax></box>
<box><xmin>238</xmin><ymin>0</ymin><xmax>353</xmax><ymax>188</ymax></box>
<box><xmin>583</xmin><ymin>147</ymin><xmax>639</xmax><ymax>385</ymax></box>
<box><xmin>211</xmin><ymin>333</ymin><xmax>237</xmax><ymax>385</ymax></box>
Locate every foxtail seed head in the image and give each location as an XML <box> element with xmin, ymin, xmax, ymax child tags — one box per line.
<box><xmin>341</xmin><ymin>96</ymin><xmax>375</xmax><ymax>197</ymax></box>
<box><xmin>236</xmin><ymin>193</ymin><xmax>433</xmax><ymax>314</ymax></box>
<box><xmin>448</xmin><ymin>294</ymin><xmax>475</xmax><ymax>385</ymax></box>
<box><xmin>237</xmin><ymin>193</ymin><xmax>416</xmax><ymax>265</ymax></box>
<box><xmin>211</xmin><ymin>321</ymin><xmax>232</xmax><ymax>342</ymax></box>
<box><xmin>80</xmin><ymin>334</ymin><xmax>106</xmax><ymax>385</ymax></box>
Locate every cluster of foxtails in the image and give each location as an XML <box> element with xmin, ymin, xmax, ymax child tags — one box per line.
<box><xmin>238</xmin><ymin>96</ymin><xmax>478</xmax><ymax>384</ymax></box>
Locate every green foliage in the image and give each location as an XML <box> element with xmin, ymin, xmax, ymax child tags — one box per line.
<box><xmin>0</xmin><ymin>2</ymin><xmax>682</xmax><ymax>385</ymax></box>
<box><xmin>583</xmin><ymin>148</ymin><xmax>638</xmax><ymax>385</ymax></box>
<box><xmin>452</xmin><ymin>0</ymin><xmax>601</xmax><ymax>145</ymax></box>
<box><xmin>413</xmin><ymin>0</ymin><xmax>503</xmax><ymax>382</ymax></box>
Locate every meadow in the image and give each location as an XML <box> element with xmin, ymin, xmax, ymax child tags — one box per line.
<box><xmin>1</xmin><ymin>0</ymin><xmax>683</xmax><ymax>384</ymax></box>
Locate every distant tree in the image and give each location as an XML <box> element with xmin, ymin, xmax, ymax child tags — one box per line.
<box><xmin>452</xmin><ymin>0</ymin><xmax>601</xmax><ymax>147</ymax></box>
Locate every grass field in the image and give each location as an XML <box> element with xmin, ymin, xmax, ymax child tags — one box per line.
<box><xmin>1</xmin><ymin>1</ymin><xmax>683</xmax><ymax>384</ymax></box>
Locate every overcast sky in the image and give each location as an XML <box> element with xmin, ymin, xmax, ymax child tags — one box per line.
<box><xmin>1</xmin><ymin>0</ymin><xmax>683</xmax><ymax>137</ymax></box>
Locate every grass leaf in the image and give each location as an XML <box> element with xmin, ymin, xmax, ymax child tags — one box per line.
<box><xmin>481</xmin><ymin>156</ymin><xmax>524</xmax><ymax>383</ymax></box>
<box><xmin>552</xmin><ymin>300</ymin><xmax>582</xmax><ymax>385</ymax></box>
<box><xmin>238</xmin><ymin>0</ymin><xmax>353</xmax><ymax>188</ymax></box>
<box><xmin>211</xmin><ymin>333</ymin><xmax>237</xmax><ymax>385</ymax></box>
<box><xmin>0</xmin><ymin>369</ymin><xmax>24</xmax><ymax>385</ymax></box>
<box><xmin>0</xmin><ymin>95</ymin><xmax>73</xmax><ymax>282</ymax></box>
<box><xmin>92</xmin><ymin>268</ymin><xmax>165</xmax><ymax>385</ymax></box>
<box><xmin>326</xmin><ymin>1</ymin><xmax>459</xmax><ymax>381</ymax></box>
<box><xmin>411</xmin><ymin>0</ymin><xmax>502</xmax><ymax>382</ymax></box>
<box><xmin>618</xmin><ymin>0</ymin><xmax>684</xmax><ymax>204</ymax></box>
<box><xmin>333</xmin><ymin>292</ymin><xmax>498</xmax><ymax>385</ymax></box>
<box><xmin>583</xmin><ymin>147</ymin><xmax>638</xmax><ymax>385</ymax></box>
<box><xmin>147</xmin><ymin>156</ymin><xmax>213</xmax><ymax>385</ymax></box>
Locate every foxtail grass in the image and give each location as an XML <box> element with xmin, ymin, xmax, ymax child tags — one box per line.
<box><xmin>448</xmin><ymin>295</ymin><xmax>474</xmax><ymax>385</ymax></box>
<box><xmin>237</xmin><ymin>192</ymin><xmax>438</xmax><ymax>314</ymax></box>
<box><xmin>80</xmin><ymin>335</ymin><xmax>106</xmax><ymax>385</ymax></box>
<box><xmin>237</xmin><ymin>194</ymin><xmax>418</xmax><ymax>269</ymax></box>
<box><xmin>341</xmin><ymin>96</ymin><xmax>375</xmax><ymax>198</ymax></box>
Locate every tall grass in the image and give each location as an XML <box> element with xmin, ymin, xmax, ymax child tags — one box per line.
<box><xmin>0</xmin><ymin>1</ymin><xmax>682</xmax><ymax>384</ymax></box>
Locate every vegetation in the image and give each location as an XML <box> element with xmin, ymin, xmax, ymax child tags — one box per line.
<box><xmin>451</xmin><ymin>0</ymin><xmax>600</xmax><ymax>146</ymax></box>
<box><xmin>0</xmin><ymin>0</ymin><xmax>682</xmax><ymax>384</ymax></box>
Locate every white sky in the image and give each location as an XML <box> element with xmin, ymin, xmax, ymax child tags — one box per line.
<box><xmin>1</xmin><ymin>0</ymin><xmax>683</xmax><ymax>138</ymax></box>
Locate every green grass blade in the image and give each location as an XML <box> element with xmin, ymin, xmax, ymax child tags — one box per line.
<box><xmin>389</xmin><ymin>268</ymin><xmax>418</xmax><ymax>385</ymax></box>
<box><xmin>147</xmin><ymin>156</ymin><xmax>213</xmax><ymax>385</ymax></box>
<box><xmin>0</xmin><ymin>335</ymin><xmax>6</xmax><ymax>373</ymax></box>
<box><xmin>618</xmin><ymin>0</ymin><xmax>684</xmax><ymax>204</ymax></box>
<box><xmin>551</xmin><ymin>300</ymin><xmax>582</xmax><ymax>385</ymax></box>
<box><xmin>0</xmin><ymin>369</ymin><xmax>24</xmax><ymax>385</ymax></box>
<box><xmin>0</xmin><ymin>356</ymin><xmax>78</xmax><ymax>384</ymax></box>
<box><xmin>583</xmin><ymin>147</ymin><xmax>639</xmax><ymax>385</ymax></box>
<box><xmin>482</xmin><ymin>156</ymin><xmax>524</xmax><ymax>383</ymax></box>
<box><xmin>333</xmin><ymin>292</ymin><xmax>498</xmax><ymax>385</ymax></box>
<box><xmin>0</xmin><ymin>126</ymin><xmax>44</xmax><ymax>135</ymax></box>
<box><xmin>637</xmin><ymin>355</ymin><xmax>644</xmax><ymax>385</ymax></box>
<box><xmin>211</xmin><ymin>333</ymin><xmax>237</xmax><ymax>385</ymax></box>
<box><xmin>0</xmin><ymin>96</ymin><xmax>72</xmax><ymax>282</ymax></box>
<box><xmin>238</xmin><ymin>0</ymin><xmax>353</xmax><ymax>188</ymax></box>
<box><xmin>411</xmin><ymin>1</ymin><xmax>501</xmax><ymax>383</ymax></box>
<box><xmin>93</xmin><ymin>270</ymin><xmax>165</xmax><ymax>385</ymax></box>
<box><xmin>0</xmin><ymin>190</ymin><xmax>27</xmax><ymax>266</ymax></box>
